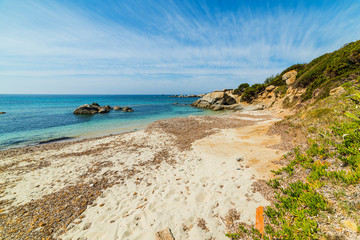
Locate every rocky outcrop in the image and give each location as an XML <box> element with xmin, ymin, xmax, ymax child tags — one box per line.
<box><xmin>0</xmin><ymin>112</ymin><xmax>5</xmax><ymax>114</ymax></box>
<box><xmin>282</xmin><ymin>70</ymin><xmax>297</xmax><ymax>85</ymax></box>
<box><xmin>73</xmin><ymin>103</ymin><xmax>133</xmax><ymax>115</ymax></box>
<box><xmin>191</xmin><ymin>90</ymin><xmax>237</xmax><ymax>110</ymax></box>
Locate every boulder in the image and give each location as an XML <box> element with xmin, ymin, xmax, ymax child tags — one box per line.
<box><xmin>122</xmin><ymin>107</ymin><xmax>134</xmax><ymax>112</ymax></box>
<box><xmin>0</xmin><ymin>112</ymin><xmax>5</xmax><ymax>114</ymax></box>
<box><xmin>113</xmin><ymin>106</ymin><xmax>122</xmax><ymax>110</ymax></box>
<box><xmin>266</xmin><ymin>85</ymin><xmax>276</xmax><ymax>92</ymax></box>
<box><xmin>211</xmin><ymin>105</ymin><xmax>224</xmax><ymax>111</ymax></box>
<box><xmin>74</xmin><ymin>103</ymin><xmax>124</xmax><ymax>115</ymax></box>
<box><xmin>98</xmin><ymin>107</ymin><xmax>110</xmax><ymax>113</ymax></box>
<box><xmin>73</xmin><ymin>104</ymin><xmax>99</xmax><ymax>115</ymax></box>
<box><xmin>191</xmin><ymin>90</ymin><xmax>237</xmax><ymax>110</ymax></box>
<box><xmin>282</xmin><ymin>70</ymin><xmax>297</xmax><ymax>85</ymax></box>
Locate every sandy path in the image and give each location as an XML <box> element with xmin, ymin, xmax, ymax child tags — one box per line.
<box><xmin>0</xmin><ymin>110</ymin><xmax>285</xmax><ymax>240</ymax></box>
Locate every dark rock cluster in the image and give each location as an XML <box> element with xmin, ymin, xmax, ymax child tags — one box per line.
<box><xmin>73</xmin><ymin>103</ymin><xmax>133</xmax><ymax>115</ymax></box>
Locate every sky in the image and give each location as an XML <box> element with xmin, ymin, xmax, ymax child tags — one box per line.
<box><xmin>0</xmin><ymin>0</ymin><xmax>360</xmax><ymax>94</ymax></box>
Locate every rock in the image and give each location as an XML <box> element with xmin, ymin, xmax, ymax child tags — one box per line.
<box><xmin>341</xmin><ymin>220</ymin><xmax>358</xmax><ymax>232</ymax></box>
<box><xmin>73</xmin><ymin>104</ymin><xmax>99</xmax><ymax>115</ymax></box>
<box><xmin>155</xmin><ymin>228</ymin><xmax>175</xmax><ymax>240</ymax></box>
<box><xmin>122</xmin><ymin>107</ymin><xmax>134</xmax><ymax>112</ymax></box>
<box><xmin>211</xmin><ymin>105</ymin><xmax>224</xmax><ymax>111</ymax></box>
<box><xmin>0</xmin><ymin>112</ymin><xmax>5</xmax><ymax>114</ymax></box>
<box><xmin>191</xmin><ymin>90</ymin><xmax>237</xmax><ymax>110</ymax></box>
<box><xmin>266</xmin><ymin>85</ymin><xmax>276</xmax><ymax>92</ymax></box>
<box><xmin>191</xmin><ymin>100</ymin><xmax>211</xmax><ymax>109</ymax></box>
<box><xmin>242</xmin><ymin>105</ymin><xmax>265</xmax><ymax>111</ymax></box>
<box><xmin>113</xmin><ymin>106</ymin><xmax>122</xmax><ymax>110</ymax></box>
<box><xmin>105</xmin><ymin>105</ymin><xmax>113</xmax><ymax>110</ymax></box>
<box><xmin>74</xmin><ymin>103</ymin><xmax>118</xmax><ymax>114</ymax></box>
<box><xmin>236</xmin><ymin>157</ymin><xmax>244</xmax><ymax>162</ymax></box>
<box><xmin>98</xmin><ymin>107</ymin><xmax>110</xmax><ymax>113</ymax></box>
<box><xmin>282</xmin><ymin>70</ymin><xmax>297</xmax><ymax>85</ymax></box>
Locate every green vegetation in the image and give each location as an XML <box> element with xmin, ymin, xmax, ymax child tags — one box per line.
<box><xmin>228</xmin><ymin>81</ymin><xmax>360</xmax><ymax>240</ymax></box>
<box><xmin>234</xmin><ymin>40</ymin><xmax>360</xmax><ymax>103</ymax></box>
<box><xmin>240</xmin><ymin>84</ymin><xmax>266</xmax><ymax>103</ymax></box>
<box><xmin>233</xmin><ymin>83</ymin><xmax>250</xmax><ymax>95</ymax></box>
<box><xmin>227</xmin><ymin>41</ymin><xmax>360</xmax><ymax>239</ymax></box>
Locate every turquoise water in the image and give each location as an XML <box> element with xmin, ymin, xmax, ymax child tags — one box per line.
<box><xmin>0</xmin><ymin>95</ymin><xmax>211</xmax><ymax>150</ymax></box>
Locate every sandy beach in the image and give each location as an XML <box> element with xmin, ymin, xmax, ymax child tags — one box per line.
<box><xmin>0</xmin><ymin>110</ymin><xmax>286</xmax><ymax>240</ymax></box>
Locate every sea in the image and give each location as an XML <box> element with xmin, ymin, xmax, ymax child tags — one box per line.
<box><xmin>0</xmin><ymin>94</ymin><xmax>214</xmax><ymax>150</ymax></box>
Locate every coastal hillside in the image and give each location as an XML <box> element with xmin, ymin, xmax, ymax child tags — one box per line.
<box><xmin>192</xmin><ymin>40</ymin><xmax>360</xmax><ymax>114</ymax></box>
<box><xmin>237</xmin><ymin>40</ymin><xmax>360</xmax><ymax>106</ymax></box>
<box><xmin>226</xmin><ymin>41</ymin><xmax>360</xmax><ymax>239</ymax></box>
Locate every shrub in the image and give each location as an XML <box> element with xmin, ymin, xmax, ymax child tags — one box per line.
<box><xmin>241</xmin><ymin>84</ymin><xmax>266</xmax><ymax>103</ymax></box>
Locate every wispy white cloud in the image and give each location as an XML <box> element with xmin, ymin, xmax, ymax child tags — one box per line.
<box><xmin>0</xmin><ymin>0</ymin><xmax>359</xmax><ymax>94</ymax></box>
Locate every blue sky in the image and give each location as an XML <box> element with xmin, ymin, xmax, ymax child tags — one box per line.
<box><xmin>0</xmin><ymin>0</ymin><xmax>360</xmax><ymax>94</ymax></box>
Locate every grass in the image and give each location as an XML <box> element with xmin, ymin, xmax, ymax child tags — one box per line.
<box><xmin>234</xmin><ymin>40</ymin><xmax>360</xmax><ymax>104</ymax></box>
<box><xmin>227</xmin><ymin>82</ymin><xmax>360</xmax><ymax>239</ymax></box>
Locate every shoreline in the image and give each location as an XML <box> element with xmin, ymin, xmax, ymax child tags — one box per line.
<box><xmin>0</xmin><ymin>109</ymin><xmax>286</xmax><ymax>239</ymax></box>
<box><xmin>0</xmin><ymin>108</ymin><xmax>227</xmax><ymax>152</ymax></box>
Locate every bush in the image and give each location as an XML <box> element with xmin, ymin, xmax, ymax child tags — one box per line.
<box><xmin>241</xmin><ymin>84</ymin><xmax>266</xmax><ymax>103</ymax></box>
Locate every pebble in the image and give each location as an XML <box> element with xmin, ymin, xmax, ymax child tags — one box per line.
<box><xmin>236</xmin><ymin>168</ymin><xmax>241</xmax><ymax>170</ymax></box>
<box><xmin>236</xmin><ymin>157</ymin><xmax>244</xmax><ymax>162</ymax></box>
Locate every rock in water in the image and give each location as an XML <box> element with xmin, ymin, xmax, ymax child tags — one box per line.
<box><xmin>74</xmin><ymin>103</ymin><xmax>119</xmax><ymax>114</ymax></box>
<box><xmin>0</xmin><ymin>112</ymin><xmax>5</xmax><ymax>114</ymax></box>
<box><xmin>113</xmin><ymin>106</ymin><xmax>122</xmax><ymax>110</ymax></box>
<box><xmin>73</xmin><ymin>104</ymin><xmax>99</xmax><ymax>115</ymax></box>
<box><xmin>155</xmin><ymin>228</ymin><xmax>175</xmax><ymax>240</ymax></box>
<box><xmin>122</xmin><ymin>107</ymin><xmax>134</xmax><ymax>112</ymax></box>
<box><xmin>98</xmin><ymin>107</ymin><xmax>110</xmax><ymax>113</ymax></box>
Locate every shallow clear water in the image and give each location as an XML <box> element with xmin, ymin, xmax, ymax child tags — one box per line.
<box><xmin>0</xmin><ymin>95</ymin><xmax>212</xmax><ymax>150</ymax></box>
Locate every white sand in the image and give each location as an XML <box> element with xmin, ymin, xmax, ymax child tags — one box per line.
<box><xmin>0</xmin><ymin>111</ymin><xmax>285</xmax><ymax>240</ymax></box>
